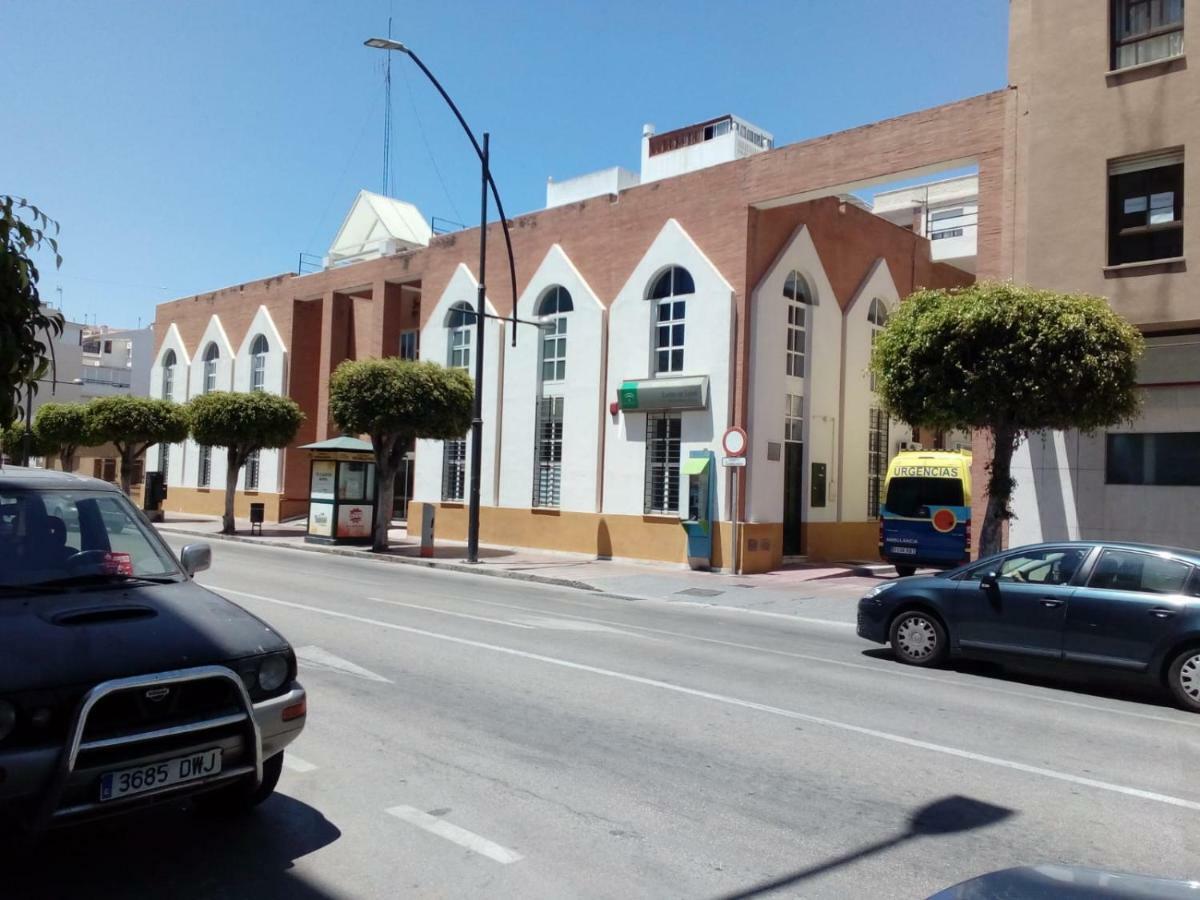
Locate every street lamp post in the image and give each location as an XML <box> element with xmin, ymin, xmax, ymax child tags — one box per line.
<box><xmin>365</xmin><ymin>37</ymin><xmax>521</xmax><ymax>564</ymax></box>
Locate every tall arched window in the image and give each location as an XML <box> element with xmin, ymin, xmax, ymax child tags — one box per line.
<box><xmin>868</xmin><ymin>298</ymin><xmax>889</xmax><ymax>392</ymax></box>
<box><xmin>537</xmin><ymin>286</ymin><xmax>573</xmax><ymax>383</ymax></box>
<box><xmin>161</xmin><ymin>349</ymin><xmax>176</xmax><ymax>402</ymax></box>
<box><xmin>446</xmin><ymin>302</ymin><xmax>474</xmax><ymax>370</ymax></box>
<box><xmin>648</xmin><ymin>266</ymin><xmax>693</xmax><ymax>374</ymax></box>
<box><xmin>202</xmin><ymin>343</ymin><xmax>220</xmax><ymax>394</ymax></box>
<box><xmin>249</xmin><ymin>334</ymin><xmax>269</xmax><ymax>392</ymax></box>
<box><xmin>783</xmin><ymin>271</ymin><xmax>814</xmax><ymax>378</ymax></box>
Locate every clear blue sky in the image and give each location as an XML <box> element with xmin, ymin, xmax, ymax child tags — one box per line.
<box><xmin>2</xmin><ymin>1</ymin><xmax>1008</xmax><ymax>328</ymax></box>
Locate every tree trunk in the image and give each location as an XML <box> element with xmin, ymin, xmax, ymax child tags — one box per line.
<box><xmin>371</xmin><ymin>435</ymin><xmax>398</xmax><ymax>553</ymax></box>
<box><xmin>978</xmin><ymin>424</ymin><xmax>1020</xmax><ymax>558</ymax></box>
<box><xmin>223</xmin><ymin>447</ymin><xmax>241</xmax><ymax>535</ymax></box>
<box><xmin>58</xmin><ymin>448</ymin><xmax>74</xmax><ymax>473</ymax></box>
<box><xmin>119</xmin><ymin>448</ymin><xmax>134</xmax><ymax>495</ymax></box>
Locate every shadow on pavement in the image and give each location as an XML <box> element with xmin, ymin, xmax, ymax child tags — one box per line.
<box><xmin>860</xmin><ymin>647</ymin><xmax>1180</xmax><ymax>710</ymax></box>
<box><xmin>714</xmin><ymin>795</ymin><xmax>1014</xmax><ymax>900</ymax></box>
<box><xmin>8</xmin><ymin>792</ymin><xmax>341</xmax><ymax>900</ymax></box>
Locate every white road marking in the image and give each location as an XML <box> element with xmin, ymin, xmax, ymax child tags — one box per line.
<box><xmin>656</xmin><ymin>600</ymin><xmax>856</xmax><ymax>628</ymax></box>
<box><xmin>212</xmin><ymin>586</ymin><xmax>1200</xmax><ymax>812</ymax></box>
<box><xmin>282</xmin><ymin>754</ymin><xmax>318</xmax><ymax>773</ymax></box>
<box><xmin>295</xmin><ymin>645</ymin><xmax>392</xmax><ymax>683</ymax></box>
<box><xmin>452</xmin><ymin>595</ymin><xmax>1200</xmax><ymax>730</ymax></box>
<box><xmin>386</xmin><ymin>805</ymin><xmax>523</xmax><ymax>864</ymax></box>
<box><xmin>366</xmin><ymin>597</ymin><xmax>536</xmax><ymax>629</ymax></box>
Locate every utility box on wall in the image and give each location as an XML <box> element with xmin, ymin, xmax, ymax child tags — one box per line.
<box><xmin>810</xmin><ymin>462</ymin><xmax>827</xmax><ymax>509</ymax></box>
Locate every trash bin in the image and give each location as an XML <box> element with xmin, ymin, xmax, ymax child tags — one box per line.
<box><xmin>249</xmin><ymin>502</ymin><xmax>265</xmax><ymax>535</ymax></box>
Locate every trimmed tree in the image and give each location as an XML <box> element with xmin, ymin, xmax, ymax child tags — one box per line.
<box><xmin>33</xmin><ymin>402</ymin><xmax>96</xmax><ymax>471</ymax></box>
<box><xmin>87</xmin><ymin>396</ymin><xmax>189</xmax><ymax>495</ymax></box>
<box><xmin>1</xmin><ymin>423</ymin><xmax>56</xmax><ymax>463</ymax></box>
<box><xmin>187</xmin><ymin>391</ymin><xmax>304</xmax><ymax>534</ymax></box>
<box><xmin>329</xmin><ymin>358</ymin><xmax>473</xmax><ymax>552</ymax></box>
<box><xmin>871</xmin><ymin>281</ymin><xmax>1143</xmax><ymax>558</ymax></box>
<box><xmin>1</xmin><ymin>197</ymin><xmax>63</xmax><ymax>428</ymax></box>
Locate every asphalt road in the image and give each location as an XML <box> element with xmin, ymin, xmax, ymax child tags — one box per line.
<box><xmin>13</xmin><ymin>537</ymin><xmax>1200</xmax><ymax>899</ymax></box>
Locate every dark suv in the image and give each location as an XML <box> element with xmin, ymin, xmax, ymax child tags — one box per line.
<box><xmin>0</xmin><ymin>467</ymin><xmax>306</xmax><ymax>832</ymax></box>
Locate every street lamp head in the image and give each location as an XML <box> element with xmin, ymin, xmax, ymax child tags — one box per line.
<box><xmin>364</xmin><ymin>37</ymin><xmax>409</xmax><ymax>53</ymax></box>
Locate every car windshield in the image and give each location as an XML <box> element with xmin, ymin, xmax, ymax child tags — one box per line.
<box><xmin>0</xmin><ymin>488</ymin><xmax>181</xmax><ymax>588</ymax></box>
<box><xmin>884</xmin><ymin>477</ymin><xmax>964</xmax><ymax>517</ymax></box>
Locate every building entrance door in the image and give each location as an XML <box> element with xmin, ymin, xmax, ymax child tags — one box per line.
<box><xmin>783</xmin><ymin>441</ymin><xmax>804</xmax><ymax>555</ymax></box>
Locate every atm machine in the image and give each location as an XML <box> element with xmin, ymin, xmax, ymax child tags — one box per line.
<box><xmin>679</xmin><ymin>449</ymin><xmax>715</xmax><ymax>570</ymax></box>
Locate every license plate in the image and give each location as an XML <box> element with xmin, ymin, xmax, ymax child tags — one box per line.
<box><xmin>99</xmin><ymin>747</ymin><xmax>222</xmax><ymax>802</ymax></box>
<box><xmin>889</xmin><ymin>547</ymin><xmax>917</xmax><ymax>555</ymax></box>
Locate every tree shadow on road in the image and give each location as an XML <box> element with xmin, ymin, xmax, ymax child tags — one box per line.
<box><xmin>7</xmin><ymin>792</ymin><xmax>342</xmax><ymax>900</ymax></box>
<box><xmin>860</xmin><ymin>647</ymin><xmax>1182</xmax><ymax>711</ymax></box>
<box><xmin>713</xmin><ymin>795</ymin><xmax>1014</xmax><ymax>900</ymax></box>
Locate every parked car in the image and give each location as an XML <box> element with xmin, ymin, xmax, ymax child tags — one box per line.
<box><xmin>0</xmin><ymin>467</ymin><xmax>306</xmax><ymax>833</ymax></box>
<box><xmin>856</xmin><ymin>540</ymin><xmax>1200</xmax><ymax>711</ymax></box>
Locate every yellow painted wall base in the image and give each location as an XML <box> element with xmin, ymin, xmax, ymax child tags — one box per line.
<box><xmin>162</xmin><ymin>487</ymin><xmax>282</xmax><ymax>522</ymax></box>
<box><xmin>804</xmin><ymin>521</ymin><xmax>880</xmax><ymax>562</ymax></box>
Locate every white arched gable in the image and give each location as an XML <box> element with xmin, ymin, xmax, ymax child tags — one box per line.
<box><xmin>746</xmin><ymin>224</ymin><xmax>841</xmax><ymax>526</ymax></box>
<box><xmin>413</xmin><ymin>263</ymin><xmax>505</xmax><ymax>508</ymax></box>
<box><xmin>234</xmin><ymin>306</ymin><xmax>288</xmax><ymax>394</ymax></box>
<box><xmin>602</xmin><ymin>219</ymin><xmax>737</xmax><ymax>519</ymax></box>
<box><xmin>187</xmin><ymin>315</ymin><xmax>235</xmax><ymax>399</ymax></box>
<box><xmin>149</xmin><ymin>323</ymin><xmax>191</xmax><ymax>403</ymax></box>
<box><xmin>499</xmin><ymin>244</ymin><xmax>605</xmax><ymax>512</ymax></box>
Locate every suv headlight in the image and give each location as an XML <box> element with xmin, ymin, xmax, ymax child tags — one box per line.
<box><xmin>0</xmin><ymin>700</ymin><xmax>16</xmax><ymax>742</ymax></box>
<box><xmin>257</xmin><ymin>654</ymin><xmax>290</xmax><ymax>693</ymax></box>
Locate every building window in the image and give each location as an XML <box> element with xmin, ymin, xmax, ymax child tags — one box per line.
<box><xmin>1108</xmin><ymin>153</ymin><xmax>1184</xmax><ymax>265</ymax></box>
<box><xmin>198</xmin><ymin>445</ymin><xmax>212</xmax><ymax>488</ymax></box>
<box><xmin>784</xmin><ymin>271</ymin><xmax>813</xmax><ymax>378</ymax></box>
<box><xmin>1106</xmin><ymin>432</ymin><xmax>1200</xmax><ymax>485</ymax></box>
<box><xmin>532</xmin><ymin>397</ymin><xmax>564</xmax><ymax>508</ymax></box>
<box><xmin>442</xmin><ymin>439</ymin><xmax>467</xmax><ymax>501</ymax></box>
<box><xmin>447</xmin><ymin>303</ymin><xmax>473</xmax><ymax>370</ymax></box>
<box><xmin>250</xmin><ymin>334</ymin><xmax>268</xmax><ymax>391</ymax></box>
<box><xmin>1112</xmin><ymin>0</ymin><xmax>1184</xmax><ymax>69</ymax></box>
<box><xmin>399</xmin><ymin>330</ymin><xmax>419</xmax><ymax>360</ymax></box>
<box><xmin>161</xmin><ymin>349</ymin><xmax>176</xmax><ymax>402</ymax></box>
<box><xmin>785</xmin><ymin>393</ymin><xmax>803</xmax><ymax>443</ymax></box>
<box><xmin>202</xmin><ymin>343</ymin><xmax>219</xmax><ymax>394</ymax></box>
<box><xmin>245</xmin><ymin>449</ymin><xmax>260</xmax><ymax>490</ymax></box>
<box><xmin>644</xmin><ymin>413</ymin><xmax>682</xmax><ymax>514</ymax></box>
<box><xmin>868</xmin><ymin>298</ymin><xmax>889</xmax><ymax>392</ymax></box>
<box><xmin>868</xmin><ymin>407</ymin><xmax>890</xmax><ymax>519</ymax></box>
<box><xmin>537</xmin><ymin>286</ymin><xmax>573</xmax><ymax>383</ymax></box>
<box><xmin>649</xmin><ymin>266</ymin><xmax>693</xmax><ymax>375</ymax></box>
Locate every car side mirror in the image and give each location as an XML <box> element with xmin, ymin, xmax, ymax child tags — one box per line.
<box><xmin>180</xmin><ymin>543</ymin><xmax>212</xmax><ymax>577</ymax></box>
<box><xmin>979</xmin><ymin>572</ymin><xmax>999</xmax><ymax>591</ymax></box>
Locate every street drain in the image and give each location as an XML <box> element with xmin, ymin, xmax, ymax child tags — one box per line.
<box><xmin>675</xmin><ymin>588</ymin><xmax>724</xmax><ymax>598</ymax></box>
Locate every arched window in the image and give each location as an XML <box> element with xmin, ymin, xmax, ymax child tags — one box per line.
<box><xmin>202</xmin><ymin>343</ymin><xmax>220</xmax><ymax>394</ymax></box>
<box><xmin>784</xmin><ymin>271</ymin><xmax>814</xmax><ymax>378</ymax></box>
<box><xmin>446</xmin><ymin>302</ymin><xmax>474</xmax><ymax>370</ymax></box>
<box><xmin>161</xmin><ymin>349</ymin><xmax>176</xmax><ymax>402</ymax></box>
<box><xmin>868</xmin><ymin>298</ymin><xmax>889</xmax><ymax>392</ymax></box>
<box><xmin>250</xmin><ymin>334</ymin><xmax>269</xmax><ymax>392</ymax></box>
<box><xmin>537</xmin><ymin>286</ymin><xmax>573</xmax><ymax>383</ymax></box>
<box><xmin>648</xmin><ymin>266</ymin><xmax>693</xmax><ymax>374</ymax></box>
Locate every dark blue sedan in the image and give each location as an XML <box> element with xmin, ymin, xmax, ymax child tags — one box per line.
<box><xmin>857</xmin><ymin>541</ymin><xmax>1200</xmax><ymax>711</ymax></box>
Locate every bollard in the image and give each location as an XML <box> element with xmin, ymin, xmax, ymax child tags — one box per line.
<box><xmin>420</xmin><ymin>504</ymin><xmax>436</xmax><ymax>558</ymax></box>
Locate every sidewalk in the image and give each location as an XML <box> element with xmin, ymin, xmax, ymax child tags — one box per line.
<box><xmin>157</xmin><ymin>513</ymin><xmax>886</xmax><ymax>618</ymax></box>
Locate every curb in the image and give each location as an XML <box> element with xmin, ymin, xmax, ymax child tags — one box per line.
<box><xmin>156</xmin><ymin>525</ymin><xmax>604</xmax><ymax>595</ymax></box>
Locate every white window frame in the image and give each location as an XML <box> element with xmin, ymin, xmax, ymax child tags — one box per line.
<box><xmin>202</xmin><ymin>343</ymin><xmax>220</xmax><ymax>394</ymax></box>
<box><xmin>250</xmin><ymin>335</ymin><xmax>268</xmax><ymax>392</ymax></box>
<box><xmin>447</xmin><ymin>303</ymin><xmax>473</xmax><ymax>371</ymax></box>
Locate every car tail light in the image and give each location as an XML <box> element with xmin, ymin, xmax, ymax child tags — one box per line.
<box><xmin>878</xmin><ymin>519</ymin><xmax>884</xmax><ymax>550</ymax></box>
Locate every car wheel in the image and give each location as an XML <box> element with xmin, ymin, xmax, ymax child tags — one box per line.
<box><xmin>1167</xmin><ymin>648</ymin><xmax>1200</xmax><ymax>713</ymax></box>
<box><xmin>194</xmin><ymin>751</ymin><xmax>284</xmax><ymax>814</ymax></box>
<box><xmin>895</xmin><ymin>565</ymin><xmax>917</xmax><ymax>577</ymax></box>
<box><xmin>889</xmin><ymin>610</ymin><xmax>948</xmax><ymax>667</ymax></box>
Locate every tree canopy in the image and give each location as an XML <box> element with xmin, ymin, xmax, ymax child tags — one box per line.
<box><xmin>1</xmin><ymin>197</ymin><xmax>63</xmax><ymax>427</ymax></box>
<box><xmin>871</xmin><ymin>281</ymin><xmax>1143</xmax><ymax>557</ymax></box>
<box><xmin>87</xmin><ymin>396</ymin><xmax>189</xmax><ymax>494</ymax></box>
<box><xmin>329</xmin><ymin>358</ymin><xmax>473</xmax><ymax>551</ymax></box>
<box><xmin>1</xmin><ymin>423</ymin><xmax>57</xmax><ymax>461</ymax></box>
<box><xmin>187</xmin><ymin>391</ymin><xmax>304</xmax><ymax>534</ymax></box>
<box><xmin>34</xmin><ymin>402</ymin><xmax>96</xmax><ymax>471</ymax></box>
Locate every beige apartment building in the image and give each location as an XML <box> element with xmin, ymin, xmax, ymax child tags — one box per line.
<box><xmin>1007</xmin><ymin>0</ymin><xmax>1200</xmax><ymax>550</ymax></box>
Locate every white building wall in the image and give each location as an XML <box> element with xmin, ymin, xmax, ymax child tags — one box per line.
<box><xmin>746</xmin><ymin>226</ymin><xmax>843</xmax><ymax>527</ymax></box>
<box><xmin>412</xmin><ymin>264</ymin><xmax>503</xmax><ymax>507</ymax></box>
<box><xmin>546</xmin><ymin>167</ymin><xmax>639</xmax><ymax>209</ymax></box>
<box><xmin>179</xmin><ymin>317</ymin><xmax>234</xmax><ymax>490</ymax></box>
<box><xmin>841</xmin><ymin>260</ymin><xmax>903</xmax><ymax>522</ymax></box>
<box><xmin>148</xmin><ymin>324</ymin><xmax>190</xmax><ymax>486</ymax></box>
<box><xmin>1011</xmin><ymin>337</ymin><xmax>1200</xmax><ymax>549</ymax></box>
<box><xmin>602</xmin><ymin>220</ymin><xmax>735</xmax><ymax>519</ymax></box>
<box><xmin>641</xmin><ymin>132</ymin><xmax>738</xmax><ymax>184</ymax></box>
<box><xmin>499</xmin><ymin>245</ymin><xmax>605</xmax><ymax>512</ymax></box>
<box><xmin>231</xmin><ymin>306</ymin><xmax>288</xmax><ymax>494</ymax></box>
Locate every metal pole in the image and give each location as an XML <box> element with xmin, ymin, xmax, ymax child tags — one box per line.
<box><xmin>21</xmin><ymin>384</ymin><xmax>35</xmax><ymax>467</ymax></box>
<box><xmin>466</xmin><ymin>133</ymin><xmax>489</xmax><ymax>564</ymax></box>
<box><xmin>731</xmin><ymin>467</ymin><xmax>740</xmax><ymax>576</ymax></box>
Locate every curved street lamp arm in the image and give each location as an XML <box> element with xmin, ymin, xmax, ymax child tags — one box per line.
<box><xmin>405</xmin><ymin>50</ymin><xmax>520</xmax><ymax>345</ymax></box>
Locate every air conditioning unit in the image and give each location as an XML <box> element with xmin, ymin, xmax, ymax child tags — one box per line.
<box><xmin>898</xmin><ymin>441</ymin><xmax>923</xmax><ymax>452</ymax></box>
